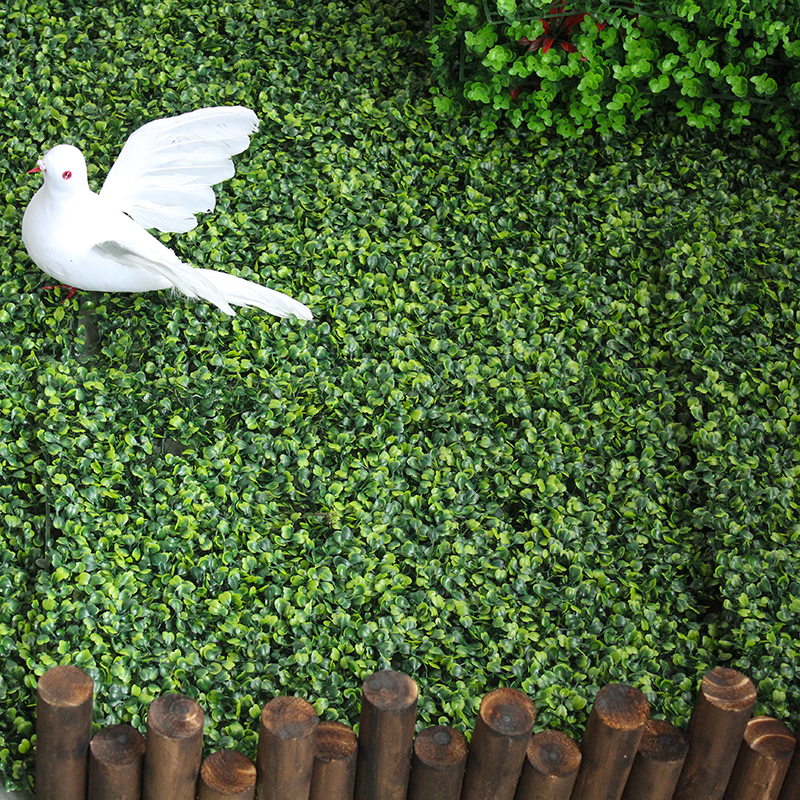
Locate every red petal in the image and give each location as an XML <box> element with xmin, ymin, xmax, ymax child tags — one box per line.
<box><xmin>561</xmin><ymin>41</ymin><xmax>578</xmax><ymax>52</ymax></box>
<box><xmin>564</xmin><ymin>13</ymin><xmax>586</xmax><ymax>30</ymax></box>
<box><xmin>542</xmin><ymin>36</ymin><xmax>555</xmax><ymax>53</ymax></box>
<box><xmin>510</xmin><ymin>87</ymin><xmax>521</xmax><ymax>100</ymax></box>
<box><xmin>524</xmin><ymin>34</ymin><xmax>546</xmax><ymax>51</ymax></box>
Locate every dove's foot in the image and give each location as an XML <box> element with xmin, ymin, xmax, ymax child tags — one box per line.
<box><xmin>43</xmin><ymin>284</ymin><xmax>78</xmax><ymax>303</ymax></box>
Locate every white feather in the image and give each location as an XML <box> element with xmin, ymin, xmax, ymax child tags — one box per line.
<box><xmin>93</xmin><ymin>241</ymin><xmax>235</xmax><ymax>316</ymax></box>
<box><xmin>195</xmin><ymin>269</ymin><xmax>314</xmax><ymax>319</ymax></box>
<box><xmin>99</xmin><ymin>106</ymin><xmax>260</xmax><ymax>233</ymax></box>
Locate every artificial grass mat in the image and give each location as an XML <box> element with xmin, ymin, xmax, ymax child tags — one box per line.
<box><xmin>0</xmin><ymin>0</ymin><xmax>799</xmax><ymax>789</ymax></box>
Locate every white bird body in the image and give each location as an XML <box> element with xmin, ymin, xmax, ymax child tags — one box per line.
<box><xmin>22</xmin><ymin>107</ymin><xmax>312</xmax><ymax>319</ymax></box>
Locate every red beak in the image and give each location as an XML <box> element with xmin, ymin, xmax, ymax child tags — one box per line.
<box><xmin>27</xmin><ymin>166</ymin><xmax>41</xmax><ymax>173</ymax></box>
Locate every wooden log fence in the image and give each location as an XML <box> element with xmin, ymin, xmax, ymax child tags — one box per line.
<box><xmin>30</xmin><ymin>663</ymin><xmax>798</xmax><ymax>800</ymax></box>
<box><xmin>88</xmin><ymin>723</ymin><xmax>146</xmax><ymax>800</ymax></box>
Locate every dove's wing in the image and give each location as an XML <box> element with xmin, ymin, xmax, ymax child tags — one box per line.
<box><xmin>99</xmin><ymin>107</ymin><xmax>259</xmax><ymax>233</ymax></box>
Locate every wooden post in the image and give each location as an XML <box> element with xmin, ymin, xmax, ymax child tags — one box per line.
<box><xmin>353</xmin><ymin>670</ymin><xmax>419</xmax><ymax>800</ymax></box>
<box><xmin>199</xmin><ymin>749</ymin><xmax>257</xmax><ymax>800</ymax></box>
<box><xmin>460</xmin><ymin>687</ymin><xmax>537</xmax><ymax>800</ymax></box>
<box><xmin>619</xmin><ymin>718</ymin><xmax>688</xmax><ymax>800</ymax></box>
<box><xmin>255</xmin><ymin>695</ymin><xmax>319</xmax><ymax>800</ymax></box>
<box><xmin>569</xmin><ymin>683</ymin><xmax>650</xmax><ymax>800</ymax></box>
<box><xmin>722</xmin><ymin>716</ymin><xmax>796</xmax><ymax>800</ymax></box>
<box><xmin>673</xmin><ymin>667</ymin><xmax>757</xmax><ymax>800</ymax></box>
<box><xmin>513</xmin><ymin>729</ymin><xmax>581</xmax><ymax>800</ymax></box>
<box><xmin>778</xmin><ymin>725</ymin><xmax>800</xmax><ymax>800</ymax></box>
<box><xmin>309</xmin><ymin>720</ymin><xmax>358</xmax><ymax>800</ymax></box>
<box><xmin>35</xmin><ymin>664</ymin><xmax>94</xmax><ymax>800</ymax></box>
<box><xmin>88</xmin><ymin>723</ymin><xmax>146</xmax><ymax>800</ymax></box>
<box><xmin>407</xmin><ymin>725</ymin><xmax>468</xmax><ymax>800</ymax></box>
<box><xmin>142</xmin><ymin>693</ymin><xmax>204</xmax><ymax>800</ymax></box>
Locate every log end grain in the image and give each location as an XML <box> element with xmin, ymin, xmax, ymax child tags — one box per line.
<box><xmin>414</xmin><ymin>726</ymin><xmax>468</xmax><ymax>769</ymax></box>
<box><xmin>90</xmin><ymin>724</ymin><xmax>146</xmax><ymax>766</ymax></box>
<box><xmin>261</xmin><ymin>696</ymin><xmax>319</xmax><ymax>741</ymax></box>
<box><xmin>201</xmin><ymin>749</ymin><xmax>256</xmax><ymax>794</ymax></box>
<box><xmin>744</xmin><ymin>717</ymin><xmax>796</xmax><ymax>762</ymax></box>
<box><xmin>147</xmin><ymin>693</ymin><xmax>204</xmax><ymax>739</ymax></box>
<box><xmin>479</xmin><ymin>688</ymin><xmax>537</xmax><ymax>738</ymax></box>
<box><xmin>362</xmin><ymin>670</ymin><xmax>419</xmax><ymax>713</ymax></box>
<box><xmin>593</xmin><ymin>684</ymin><xmax>650</xmax><ymax>731</ymax></box>
<box><xmin>315</xmin><ymin>721</ymin><xmax>358</xmax><ymax>763</ymax></box>
<box><xmin>701</xmin><ymin>668</ymin><xmax>757</xmax><ymax>713</ymax></box>
<box><xmin>37</xmin><ymin>665</ymin><xmax>93</xmax><ymax>708</ymax></box>
<box><xmin>638</xmin><ymin>719</ymin><xmax>689</xmax><ymax>764</ymax></box>
<box><xmin>527</xmin><ymin>729</ymin><xmax>581</xmax><ymax>778</ymax></box>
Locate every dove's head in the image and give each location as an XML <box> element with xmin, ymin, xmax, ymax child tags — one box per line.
<box><xmin>30</xmin><ymin>144</ymin><xmax>89</xmax><ymax>194</ymax></box>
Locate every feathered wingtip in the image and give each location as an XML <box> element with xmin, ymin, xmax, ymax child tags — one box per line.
<box><xmin>135</xmin><ymin>106</ymin><xmax>259</xmax><ymax>156</ymax></box>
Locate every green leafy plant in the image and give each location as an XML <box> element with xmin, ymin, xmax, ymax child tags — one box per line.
<box><xmin>429</xmin><ymin>0</ymin><xmax>800</xmax><ymax>143</ymax></box>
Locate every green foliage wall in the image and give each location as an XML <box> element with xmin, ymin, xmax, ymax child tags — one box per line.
<box><xmin>0</xmin><ymin>0</ymin><xmax>800</xmax><ymax>791</ymax></box>
<box><xmin>429</xmin><ymin>0</ymin><xmax>800</xmax><ymax>142</ymax></box>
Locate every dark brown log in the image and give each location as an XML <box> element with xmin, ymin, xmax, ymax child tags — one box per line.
<box><xmin>513</xmin><ymin>729</ymin><xmax>581</xmax><ymax>800</ymax></box>
<box><xmin>673</xmin><ymin>667</ymin><xmax>757</xmax><ymax>800</ymax></box>
<box><xmin>88</xmin><ymin>723</ymin><xmax>146</xmax><ymax>800</ymax></box>
<box><xmin>142</xmin><ymin>693</ymin><xmax>204</xmax><ymax>800</ymax></box>
<box><xmin>309</xmin><ymin>720</ymin><xmax>358</xmax><ymax>800</ymax></box>
<box><xmin>255</xmin><ymin>695</ymin><xmax>319</xmax><ymax>800</ymax></box>
<box><xmin>460</xmin><ymin>687</ymin><xmax>537</xmax><ymax>800</ymax></box>
<box><xmin>722</xmin><ymin>716</ymin><xmax>796</xmax><ymax>800</ymax></box>
<box><xmin>353</xmin><ymin>670</ymin><xmax>419</xmax><ymax>800</ymax></box>
<box><xmin>778</xmin><ymin>724</ymin><xmax>800</xmax><ymax>800</ymax></box>
<box><xmin>407</xmin><ymin>725</ymin><xmax>468</xmax><ymax>800</ymax></box>
<box><xmin>199</xmin><ymin>749</ymin><xmax>257</xmax><ymax>800</ymax></box>
<box><xmin>569</xmin><ymin>683</ymin><xmax>650</xmax><ymax>800</ymax></box>
<box><xmin>35</xmin><ymin>664</ymin><xmax>94</xmax><ymax>800</ymax></box>
<box><xmin>619</xmin><ymin>718</ymin><xmax>688</xmax><ymax>800</ymax></box>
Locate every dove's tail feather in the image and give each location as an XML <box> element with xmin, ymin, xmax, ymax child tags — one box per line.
<box><xmin>92</xmin><ymin>239</ymin><xmax>236</xmax><ymax>316</ymax></box>
<box><xmin>196</xmin><ymin>269</ymin><xmax>313</xmax><ymax>320</ymax></box>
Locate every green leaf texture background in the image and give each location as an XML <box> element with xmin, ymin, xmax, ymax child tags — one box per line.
<box><xmin>0</xmin><ymin>0</ymin><xmax>799</xmax><ymax>790</ymax></box>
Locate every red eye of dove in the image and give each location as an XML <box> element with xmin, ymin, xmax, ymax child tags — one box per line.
<box><xmin>62</xmin><ymin>170</ymin><xmax>72</xmax><ymax>180</ymax></box>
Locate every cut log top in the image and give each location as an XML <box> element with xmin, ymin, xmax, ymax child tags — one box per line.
<box><xmin>37</xmin><ymin>665</ymin><xmax>93</xmax><ymax>707</ymax></box>
<box><xmin>362</xmin><ymin>670</ymin><xmax>419</xmax><ymax>712</ymax></box>
<box><xmin>414</xmin><ymin>726</ymin><xmax>468</xmax><ymax>768</ymax></box>
<box><xmin>593</xmin><ymin>683</ymin><xmax>650</xmax><ymax>730</ymax></box>
<box><xmin>148</xmin><ymin>693</ymin><xmax>204</xmax><ymax>739</ymax></box>
<box><xmin>90</xmin><ymin>724</ymin><xmax>146</xmax><ymax>766</ymax></box>
<box><xmin>527</xmin><ymin>730</ymin><xmax>582</xmax><ymax>777</ymax></box>
<box><xmin>315</xmin><ymin>721</ymin><xmax>358</xmax><ymax>762</ymax></box>
<box><xmin>479</xmin><ymin>687</ymin><xmax>537</xmax><ymax>737</ymax></box>
<box><xmin>701</xmin><ymin>667</ymin><xmax>757</xmax><ymax>712</ymax></box>
<box><xmin>637</xmin><ymin>719</ymin><xmax>689</xmax><ymax>763</ymax></box>
<box><xmin>743</xmin><ymin>717</ymin><xmax>796</xmax><ymax>760</ymax></box>
<box><xmin>261</xmin><ymin>696</ymin><xmax>319</xmax><ymax>740</ymax></box>
<box><xmin>201</xmin><ymin>749</ymin><xmax>256</xmax><ymax>793</ymax></box>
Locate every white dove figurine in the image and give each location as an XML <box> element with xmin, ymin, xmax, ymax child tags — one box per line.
<box><xmin>22</xmin><ymin>106</ymin><xmax>312</xmax><ymax>319</ymax></box>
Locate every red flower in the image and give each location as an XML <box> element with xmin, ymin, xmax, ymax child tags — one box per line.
<box><xmin>519</xmin><ymin>3</ymin><xmax>605</xmax><ymax>56</ymax></box>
